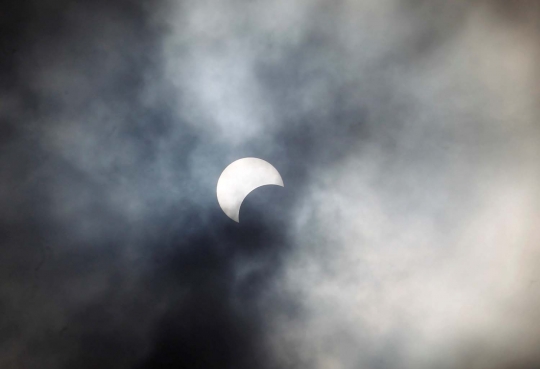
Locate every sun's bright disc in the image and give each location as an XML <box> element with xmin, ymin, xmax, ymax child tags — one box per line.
<box><xmin>216</xmin><ymin>157</ymin><xmax>284</xmax><ymax>222</ymax></box>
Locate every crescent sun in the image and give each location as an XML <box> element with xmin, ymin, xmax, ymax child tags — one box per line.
<box><xmin>216</xmin><ymin>157</ymin><xmax>284</xmax><ymax>222</ymax></box>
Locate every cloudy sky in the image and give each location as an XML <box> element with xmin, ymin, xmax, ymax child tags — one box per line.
<box><xmin>1</xmin><ymin>0</ymin><xmax>540</xmax><ymax>368</ymax></box>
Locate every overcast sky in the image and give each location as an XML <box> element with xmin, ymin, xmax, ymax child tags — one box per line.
<box><xmin>1</xmin><ymin>1</ymin><xmax>540</xmax><ymax>368</ymax></box>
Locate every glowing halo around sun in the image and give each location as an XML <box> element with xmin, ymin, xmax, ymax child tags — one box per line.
<box><xmin>216</xmin><ymin>158</ymin><xmax>284</xmax><ymax>222</ymax></box>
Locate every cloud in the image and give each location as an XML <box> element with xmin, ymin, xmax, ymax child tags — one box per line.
<box><xmin>1</xmin><ymin>0</ymin><xmax>539</xmax><ymax>368</ymax></box>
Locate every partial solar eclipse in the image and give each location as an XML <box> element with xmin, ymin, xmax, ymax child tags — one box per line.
<box><xmin>217</xmin><ymin>158</ymin><xmax>284</xmax><ymax>222</ymax></box>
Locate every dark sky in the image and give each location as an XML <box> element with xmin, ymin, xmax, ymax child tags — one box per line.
<box><xmin>1</xmin><ymin>1</ymin><xmax>540</xmax><ymax>368</ymax></box>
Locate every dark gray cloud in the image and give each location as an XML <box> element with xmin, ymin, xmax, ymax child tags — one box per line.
<box><xmin>1</xmin><ymin>1</ymin><xmax>540</xmax><ymax>368</ymax></box>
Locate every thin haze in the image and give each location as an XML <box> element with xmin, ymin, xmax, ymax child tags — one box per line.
<box><xmin>1</xmin><ymin>0</ymin><xmax>539</xmax><ymax>368</ymax></box>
